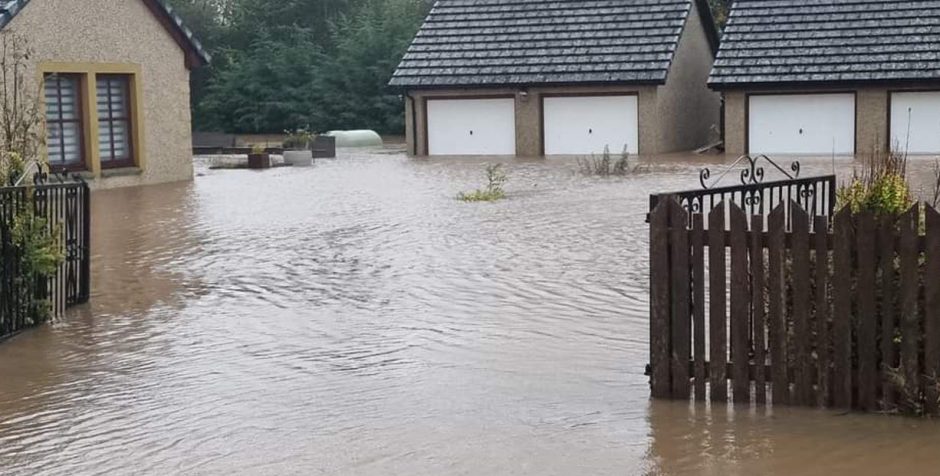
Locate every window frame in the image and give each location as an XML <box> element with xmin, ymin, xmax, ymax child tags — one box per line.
<box><xmin>43</xmin><ymin>73</ymin><xmax>87</xmax><ymax>172</ymax></box>
<box><xmin>96</xmin><ymin>74</ymin><xmax>136</xmax><ymax>169</ymax></box>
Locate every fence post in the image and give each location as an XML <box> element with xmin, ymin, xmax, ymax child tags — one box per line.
<box><xmin>856</xmin><ymin>212</ymin><xmax>878</xmax><ymax>411</ymax></box>
<box><xmin>692</xmin><ymin>213</ymin><xmax>707</xmax><ymax>401</ymax></box>
<box><xmin>669</xmin><ymin>200</ymin><xmax>691</xmax><ymax>400</ymax></box>
<box><xmin>879</xmin><ymin>214</ymin><xmax>898</xmax><ymax>409</ymax></box>
<box><xmin>708</xmin><ymin>204</ymin><xmax>727</xmax><ymax>402</ymax></box>
<box><xmin>791</xmin><ymin>202</ymin><xmax>812</xmax><ymax>405</ymax></box>
<box><xmin>925</xmin><ymin>206</ymin><xmax>940</xmax><ymax>416</ymax></box>
<box><xmin>899</xmin><ymin>204</ymin><xmax>920</xmax><ymax>407</ymax></box>
<box><xmin>649</xmin><ymin>199</ymin><xmax>672</xmax><ymax>398</ymax></box>
<box><xmin>814</xmin><ymin>215</ymin><xmax>831</xmax><ymax>407</ymax></box>
<box><xmin>832</xmin><ymin>208</ymin><xmax>854</xmax><ymax>409</ymax></box>
<box><xmin>750</xmin><ymin>213</ymin><xmax>766</xmax><ymax>404</ymax></box>
<box><xmin>768</xmin><ymin>203</ymin><xmax>788</xmax><ymax>405</ymax></box>
<box><xmin>729</xmin><ymin>203</ymin><xmax>750</xmax><ymax>404</ymax></box>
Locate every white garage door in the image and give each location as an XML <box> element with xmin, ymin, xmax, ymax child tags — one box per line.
<box><xmin>891</xmin><ymin>91</ymin><xmax>940</xmax><ymax>155</ymax></box>
<box><xmin>748</xmin><ymin>94</ymin><xmax>855</xmax><ymax>155</ymax></box>
<box><xmin>426</xmin><ymin>98</ymin><xmax>515</xmax><ymax>155</ymax></box>
<box><xmin>543</xmin><ymin>95</ymin><xmax>639</xmax><ymax>155</ymax></box>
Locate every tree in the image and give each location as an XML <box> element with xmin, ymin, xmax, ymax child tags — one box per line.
<box><xmin>167</xmin><ymin>0</ymin><xmax>432</xmax><ymax>134</ymax></box>
<box><xmin>198</xmin><ymin>29</ymin><xmax>325</xmax><ymax>133</ymax></box>
<box><xmin>319</xmin><ymin>0</ymin><xmax>428</xmax><ymax>134</ymax></box>
<box><xmin>0</xmin><ymin>31</ymin><xmax>43</xmax><ymax>180</ymax></box>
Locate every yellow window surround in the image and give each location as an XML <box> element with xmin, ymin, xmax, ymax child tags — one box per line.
<box><xmin>38</xmin><ymin>62</ymin><xmax>145</xmax><ymax>176</ymax></box>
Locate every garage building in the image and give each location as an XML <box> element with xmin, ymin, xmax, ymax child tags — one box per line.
<box><xmin>389</xmin><ymin>0</ymin><xmax>721</xmax><ymax>157</ymax></box>
<box><xmin>710</xmin><ymin>0</ymin><xmax>940</xmax><ymax>157</ymax></box>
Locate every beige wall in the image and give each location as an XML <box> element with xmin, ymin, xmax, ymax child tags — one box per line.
<box><xmin>654</xmin><ymin>0</ymin><xmax>721</xmax><ymax>153</ymax></box>
<box><xmin>404</xmin><ymin>0</ymin><xmax>720</xmax><ymax>158</ymax></box>
<box><xmin>9</xmin><ymin>0</ymin><xmax>194</xmax><ymax>189</ymax></box>
<box><xmin>722</xmin><ymin>85</ymin><xmax>936</xmax><ymax>157</ymax></box>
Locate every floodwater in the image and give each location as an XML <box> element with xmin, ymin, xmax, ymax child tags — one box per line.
<box><xmin>1</xmin><ymin>149</ymin><xmax>940</xmax><ymax>475</ymax></box>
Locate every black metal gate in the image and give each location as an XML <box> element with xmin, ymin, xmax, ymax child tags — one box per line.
<box><xmin>648</xmin><ymin>155</ymin><xmax>837</xmax><ymax>223</ymax></box>
<box><xmin>0</xmin><ymin>172</ymin><xmax>90</xmax><ymax>338</ymax></box>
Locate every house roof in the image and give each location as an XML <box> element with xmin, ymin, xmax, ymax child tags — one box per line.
<box><xmin>389</xmin><ymin>0</ymin><xmax>719</xmax><ymax>89</ymax></box>
<box><xmin>708</xmin><ymin>0</ymin><xmax>940</xmax><ymax>89</ymax></box>
<box><xmin>0</xmin><ymin>0</ymin><xmax>210</xmax><ymax>68</ymax></box>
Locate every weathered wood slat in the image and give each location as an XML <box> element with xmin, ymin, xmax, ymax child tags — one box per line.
<box><xmin>856</xmin><ymin>212</ymin><xmax>878</xmax><ymax>411</ymax></box>
<box><xmin>730</xmin><ymin>204</ymin><xmax>750</xmax><ymax>404</ymax></box>
<box><xmin>899</xmin><ymin>205</ymin><xmax>920</xmax><ymax>406</ymax></box>
<box><xmin>649</xmin><ymin>200</ymin><xmax>672</xmax><ymax>398</ymax></box>
<box><xmin>925</xmin><ymin>206</ymin><xmax>940</xmax><ymax>415</ymax></box>
<box><xmin>692</xmin><ymin>213</ymin><xmax>707</xmax><ymax>401</ymax></box>
<box><xmin>708</xmin><ymin>205</ymin><xmax>728</xmax><ymax>402</ymax></box>
<box><xmin>814</xmin><ymin>215</ymin><xmax>830</xmax><ymax>407</ymax></box>
<box><xmin>878</xmin><ymin>215</ymin><xmax>898</xmax><ymax>409</ymax></box>
<box><xmin>832</xmin><ymin>208</ymin><xmax>854</xmax><ymax>409</ymax></box>
<box><xmin>751</xmin><ymin>214</ymin><xmax>767</xmax><ymax>404</ymax></box>
<box><xmin>670</xmin><ymin>200</ymin><xmax>691</xmax><ymax>400</ymax></box>
<box><xmin>768</xmin><ymin>203</ymin><xmax>789</xmax><ymax>405</ymax></box>
<box><xmin>791</xmin><ymin>204</ymin><xmax>813</xmax><ymax>406</ymax></box>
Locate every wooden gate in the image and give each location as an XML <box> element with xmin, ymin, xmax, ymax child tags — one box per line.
<box><xmin>649</xmin><ymin>198</ymin><xmax>940</xmax><ymax>413</ymax></box>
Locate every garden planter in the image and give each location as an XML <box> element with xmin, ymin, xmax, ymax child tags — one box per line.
<box><xmin>247</xmin><ymin>153</ymin><xmax>271</xmax><ymax>169</ymax></box>
<box><xmin>283</xmin><ymin>150</ymin><xmax>313</xmax><ymax>167</ymax></box>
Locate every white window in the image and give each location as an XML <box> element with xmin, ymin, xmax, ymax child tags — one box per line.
<box><xmin>96</xmin><ymin>75</ymin><xmax>133</xmax><ymax>166</ymax></box>
<box><xmin>44</xmin><ymin>74</ymin><xmax>84</xmax><ymax>168</ymax></box>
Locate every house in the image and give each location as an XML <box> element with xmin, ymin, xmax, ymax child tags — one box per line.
<box><xmin>710</xmin><ymin>0</ymin><xmax>940</xmax><ymax>157</ymax></box>
<box><xmin>389</xmin><ymin>0</ymin><xmax>721</xmax><ymax>157</ymax></box>
<box><xmin>1</xmin><ymin>0</ymin><xmax>209</xmax><ymax>188</ymax></box>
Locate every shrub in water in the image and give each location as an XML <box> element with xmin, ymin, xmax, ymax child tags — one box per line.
<box><xmin>458</xmin><ymin>164</ymin><xmax>508</xmax><ymax>202</ymax></box>
<box><xmin>577</xmin><ymin>145</ymin><xmax>635</xmax><ymax>177</ymax></box>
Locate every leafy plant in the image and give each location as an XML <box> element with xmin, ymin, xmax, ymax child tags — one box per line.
<box><xmin>577</xmin><ymin>145</ymin><xmax>636</xmax><ymax>177</ymax></box>
<box><xmin>836</xmin><ymin>146</ymin><xmax>913</xmax><ymax>215</ymax></box>
<box><xmin>250</xmin><ymin>143</ymin><xmax>266</xmax><ymax>154</ymax></box>
<box><xmin>458</xmin><ymin>164</ymin><xmax>508</xmax><ymax>202</ymax></box>
<box><xmin>283</xmin><ymin>127</ymin><xmax>315</xmax><ymax>149</ymax></box>
<box><xmin>0</xmin><ymin>32</ymin><xmax>63</xmax><ymax>325</ymax></box>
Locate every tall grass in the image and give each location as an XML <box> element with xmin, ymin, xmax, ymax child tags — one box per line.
<box><xmin>577</xmin><ymin>145</ymin><xmax>636</xmax><ymax>176</ymax></box>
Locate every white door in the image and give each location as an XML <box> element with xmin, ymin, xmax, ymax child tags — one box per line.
<box><xmin>542</xmin><ymin>95</ymin><xmax>639</xmax><ymax>155</ymax></box>
<box><xmin>426</xmin><ymin>98</ymin><xmax>515</xmax><ymax>155</ymax></box>
<box><xmin>748</xmin><ymin>94</ymin><xmax>855</xmax><ymax>155</ymax></box>
<box><xmin>891</xmin><ymin>91</ymin><xmax>940</xmax><ymax>155</ymax></box>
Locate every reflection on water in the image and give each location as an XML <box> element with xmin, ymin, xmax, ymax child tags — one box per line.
<box><xmin>0</xmin><ymin>149</ymin><xmax>939</xmax><ymax>475</ymax></box>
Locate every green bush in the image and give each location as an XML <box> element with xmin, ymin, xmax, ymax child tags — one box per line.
<box><xmin>836</xmin><ymin>147</ymin><xmax>913</xmax><ymax>215</ymax></box>
<box><xmin>458</xmin><ymin>164</ymin><xmax>508</xmax><ymax>202</ymax></box>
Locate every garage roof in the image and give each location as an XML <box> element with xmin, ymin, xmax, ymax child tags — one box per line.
<box><xmin>709</xmin><ymin>0</ymin><xmax>940</xmax><ymax>89</ymax></box>
<box><xmin>389</xmin><ymin>0</ymin><xmax>718</xmax><ymax>89</ymax></box>
<box><xmin>0</xmin><ymin>0</ymin><xmax>210</xmax><ymax>68</ymax></box>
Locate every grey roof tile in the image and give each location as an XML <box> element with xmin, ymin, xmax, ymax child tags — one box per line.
<box><xmin>709</xmin><ymin>0</ymin><xmax>940</xmax><ymax>87</ymax></box>
<box><xmin>391</xmin><ymin>0</ymin><xmax>712</xmax><ymax>88</ymax></box>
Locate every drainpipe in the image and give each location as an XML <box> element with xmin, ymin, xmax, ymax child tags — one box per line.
<box><xmin>406</xmin><ymin>93</ymin><xmax>417</xmax><ymax>156</ymax></box>
<box><xmin>720</xmin><ymin>94</ymin><xmax>726</xmax><ymax>151</ymax></box>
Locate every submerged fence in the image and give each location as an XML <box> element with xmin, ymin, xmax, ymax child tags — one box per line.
<box><xmin>0</xmin><ymin>175</ymin><xmax>90</xmax><ymax>339</ymax></box>
<box><xmin>649</xmin><ymin>198</ymin><xmax>940</xmax><ymax>413</ymax></box>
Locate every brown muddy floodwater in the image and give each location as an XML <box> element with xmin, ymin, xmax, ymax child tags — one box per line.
<box><xmin>2</xmin><ymin>149</ymin><xmax>940</xmax><ymax>475</ymax></box>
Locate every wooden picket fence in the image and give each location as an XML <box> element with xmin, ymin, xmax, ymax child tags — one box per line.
<box><xmin>649</xmin><ymin>198</ymin><xmax>940</xmax><ymax>413</ymax></box>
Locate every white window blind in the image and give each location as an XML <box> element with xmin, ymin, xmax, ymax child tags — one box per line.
<box><xmin>96</xmin><ymin>76</ymin><xmax>132</xmax><ymax>165</ymax></box>
<box><xmin>44</xmin><ymin>74</ymin><xmax>83</xmax><ymax>166</ymax></box>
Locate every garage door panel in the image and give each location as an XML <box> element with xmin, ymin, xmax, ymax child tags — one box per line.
<box><xmin>427</xmin><ymin>98</ymin><xmax>515</xmax><ymax>156</ymax></box>
<box><xmin>891</xmin><ymin>91</ymin><xmax>940</xmax><ymax>155</ymax></box>
<box><xmin>543</xmin><ymin>96</ymin><xmax>639</xmax><ymax>155</ymax></box>
<box><xmin>748</xmin><ymin>94</ymin><xmax>855</xmax><ymax>155</ymax></box>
